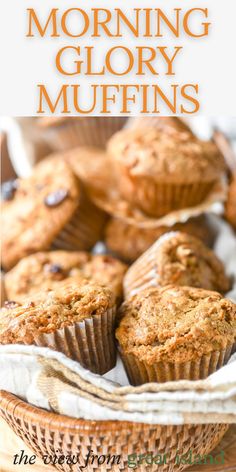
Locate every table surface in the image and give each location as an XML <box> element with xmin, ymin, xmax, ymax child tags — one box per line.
<box><xmin>0</xmin><ymin>418</ymin><xmax>235</xmax><ymax>472</ymax></box>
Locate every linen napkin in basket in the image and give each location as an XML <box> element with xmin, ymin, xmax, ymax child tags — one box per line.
<box><xmin>0</xmin><ymin>345</ymin><xmax>235</xmax><ymax>425</ymax></box>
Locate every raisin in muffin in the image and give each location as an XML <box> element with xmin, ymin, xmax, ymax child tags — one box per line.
<box><xmin>1</xmin><ymin>278</ymin><xmax>117</xmax><ymax>374</ymax></box>
<box><xmin>108</xmin><ymin>127</ymin><xmax>225</xmax><ymax>217</ymax></box>
<box><xmin>105</xmin><ymin>215</ymin><xmax>216</xmax><ymax>263</ymax></box>
<box><xmin>124</xmin><ymin>232</ymin><xmax>230</xmax><ymax>298</ymax></box>
<box><xmin>1</xmin><ymin>156</ymin><xmax>106</xmax><ymax>270</ymax></box>
<box><xmin>116</xmin><ymin>285</ymin><xmax>236</xmax><ymax>384</ymax></box>
<box><xmin>5</xmin><ymin>251</ymin><xmax>127</xmax><ymax>304</ymax></box>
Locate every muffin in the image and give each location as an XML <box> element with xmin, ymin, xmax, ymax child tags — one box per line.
<box><xmin>124</xmin><ymin>232</ymin><xmax>230</xmax><ymax>298</ymax></box>
<box><xmin>108</xmin><ymin>127</ymin><xmax>226</xmax><ymax>217</ymax></box>
<box><xmin>1</xmin><ymin>131</ymin><xmax>17</xmax><ymax>183</ymax></box>
<box><xmin>63</xmin><ymin>146</ymin><xmax>110</xmax><ymax>192</ymax></box>
<box><xmin>225</xmin><ymin>173</ymin><xmax>236</xmax><ymax>230</ymax></box>
<box><xmin>1</xmin><ymin>156</ymin><xmax>106</xmax><ymax>270</ymax></box>
<box><xmin>0</xmin><ymin>272</ymin><xmax>6</xmax><ymax>307</ymax></box>
<box><xmin>38</xmin><ymin>117</ymin><xmax>127</xmax><ymax>151</ymax></box>
<box><xmin>126</xmin><ymin>116</ymin><xmax>191</xmax><ymax>133</ymax></box>
<box><xmin>5</xmin><ymin>251</ymin><xmax>127</xmax><ymax>304</ymax></box>
<box><xmin>105</xmin><ymin>215</ymin><xmax>216</xmax><ymax>263</ymax></box>
<box><xmin>116</xmin><ymin>286</ymin><xmax>236</xmax><ymax>385</ymax></box>
<box><xmin>0</xmin><ymin>278</ymin><xmax>117</xmax><ymax>374</ymax></box>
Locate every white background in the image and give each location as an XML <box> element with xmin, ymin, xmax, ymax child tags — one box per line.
<box><xmin>0</xmin><ymin>0</ymin><xmax>236</xmax><ymax>116</ymax></box>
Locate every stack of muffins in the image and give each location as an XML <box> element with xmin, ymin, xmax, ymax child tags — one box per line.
<box><xmin>1</xmin><ymin>117</ymin><xmax>236</xmax><ymax>386</ymax></box>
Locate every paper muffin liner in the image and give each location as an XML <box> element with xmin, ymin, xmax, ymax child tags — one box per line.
<box><xmin>87</xmin><ymin>163</ymin><xmax>227</xmax><ymax>229</ymax></box>
<box><xmin>118</xmin><ymin>175</ymin><xmax>216</xmax><ymax>218</ymax></box>
<box><xmin>67</xmin><ymin>139</ymin><xmax>227</xmax><ymax>228</ymax></box>
<box><xmin>52</xmin><ymin>189</ymin><xmax>108</xmax><ymax>251</ymax></box>
<box><xmin>33</xmin><ymin>306</ymin><xmax>117</xmax><ymax>375</ymax></box>
<box><xmin>123</xmin><ymin>232</ymin><xmax>184</xmax><ymax>298</ymax></box>
<box><xmin>119</xmin><ymin>343</ymin><xmax>236</xmax><ymax>385</ymax></box>
<box><xmin>41</xmin><ymin>117</ymin><xmax>127</xmax><ymax>151</ymax></box>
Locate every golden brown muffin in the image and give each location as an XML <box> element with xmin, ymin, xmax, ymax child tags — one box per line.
<box><xmin>63</xmin><ymin>146</ymin><xmax>110</xmax><ymax>192</ymax></box>
<box><xmin>126</xmin><ymin>116</ymin><xmax>191</xmax><ymax>133</ymax></box>
<box><xmin>116</xmin><ymin>285</ymin><xmax>236</xmax><ymax>384</ymax></box>
<box><xmin>105</xmin><ymin>215</ymin><xmax>216</xmax><ymax>262</ymax></box>
<box><xmin>38</xmin><ymin>116</ymin><xmax>127</xmax><ymax>151</ymax></box>
<box><xmin>5</xmin><ymin>251</ymin><xmax>127</xmax><ymax>304</ymax></box>
<box><xmin>1</xmin><ymin>132</ymin><xmax>17</xmax><ymax>183</ymax></box>
<box><xmin>108</xmin><ymin>127</ymin><xmax>226</xmax><ymax>217</ymax></box>
<box><xmin>1</xmin><ymin>156</ymin><xmax>106</xmax><ymax>270</ymax></box>
<box><xmin>0</xmin><ymin>272</ymin><xmax>6</xmax><ymax>307</ymax></box>
<box><xmin>0</xmin><ymin>278</ymin><xmax>117</xmax><ymax>374</ymax></box>
<box><xmin>124</xmin><ymin>232</ymin><xmax>230</xmax><ymax>298</ymax></box>
<box><xmin>225</xmin><ymin>173</ymin><xmax>236</xmax><ymax>230</ymax></box>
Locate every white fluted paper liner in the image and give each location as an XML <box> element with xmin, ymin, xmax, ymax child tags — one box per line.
<box><xmin>118</xmin><ymin>344</ymin><xmax>236</xmax><ymax>385</ymax></box>
<box><xmin>88</xmin><ymin>174</ymin><xmax>227</xmax><ymax>229</ymax></box>
<box><xmin>33</xmin><ymin>307</ymin><xmax>117</xmax><ymax>375</ymax></box>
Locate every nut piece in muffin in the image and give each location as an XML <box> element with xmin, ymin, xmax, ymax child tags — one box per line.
<box><xmin>5</xmin><ymin>251</ymin><xmax>127</xmax><ymax>304</ymax></box>
<box><xmin>124</xmin><ymin>232</ymin><xmax>230</xmax><ymax>298</ymax></box>
<box><xmin>1</xmin><ymin>156</ymin><xmax>106</xmax><ymax>270</ymax></box>
<box><xmin>1</xmin><ymin>278</ymin><xmax>117</xmax><ymax>374</ymax></box>
<box><xmin>105</xmin><ymin>215</ymin><xmax>216</xmax><ymax>263</ymax></box>
<box><xmin>225</xmin><ymin>173</ymin><xmax>236</xmax><ymax>230</ymax></box>
<box><xmin>108</xmin><ymin>127</ymin><xmax>226</xmax><ymax>217</ymax></box>
<box><xmin>116</xmin><ymin>285</ymin><xmax>236</xmax><ymax>384</ymax></box>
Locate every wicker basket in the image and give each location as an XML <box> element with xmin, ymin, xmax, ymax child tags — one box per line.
<box><xmin>0</xmin><ymin>391</ymin><xmax>228</xmax><ymax>472</ymax></box>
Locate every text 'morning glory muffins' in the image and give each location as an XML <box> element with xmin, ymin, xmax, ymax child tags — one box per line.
<box><xmin>5</xmin><ymin>251</ymin><xmax>127</xmax><ymax>304</ymax></box>
<box><xmin>116</xmin><ymin>286</ymin><xmax>236</xmax><ymax>385</ymax></box>
<box><xmin>105</xmin><ymin>215</ymin><xmax>216</xmax><ymax>263</ymax></box>
<box><xmin>108</xmin><ymin>126</ymin><xmax>226</xmax><ymax>217</ymax></box>
<box><xmin>1</xmin><ymin>156</ymin><xmax>107</xmax><ymax>270</ymax></box>
<box><xmin>0</xmin><ymin>278</ymin><xmax>117</xmax><ymax>375</ymax></box>
<box><xmin>124</xmin><ymin>232</ymin><xmax>231</xmax><ymax>298</ymax></box>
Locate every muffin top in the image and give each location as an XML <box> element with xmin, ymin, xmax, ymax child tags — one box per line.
<box><xmin>1</xmin><ymin>157</ymin><xmax>79</xmax><ymax>270</ymax></box>
<box><xmin>108</xmin><ymin>127</ymin><xmax>225</xmax><ymax>183</ymax></box>
<box><xmin>127</xmin><ymin>116</ymin><xmax>191</xmax><ymax>133</ymax></box>
<box><xmin>0</xmin><ymin>278</ymin><xmax>115</xmax><ymax>345</ymax></box>
<box><xmin>124</xmin><ymin>232</ymin><xmax>230</xmax><ymax>296</ymax></box>
<box><xmin>105</xmin><ymin>216</ymin><xmax>215</xmax><ymax>263</ymax></box>
<box><xmin>5</xmin><ymin>251</ymin><xmax>127</xmax><ymax>303</ymax></box>
<box><xmin>116</xmin><ymin>286</ymin><xmax>236</xmax><ymax>364</ymax></box>
<box><xmin>225</xmin><ymin>173</ymin><xmax>236</xmax><ymax>230</ymax></box>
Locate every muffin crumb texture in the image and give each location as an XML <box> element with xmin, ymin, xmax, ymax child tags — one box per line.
<box><xmin>108</xmin><ymin>127</ymin><xmax>225</xmax><ymax>183</ymax></box>
<box><xmin>5</xmin><ymin>251</ymin><xmax>127</xmax><ymax>303</ymax></box>
<box><xmin>1</xmin><ymin>157</ymin><xmax>80</xmax><ymax>270</ymax></box>
<box><xmin>124</xmin><ymin>232</ymin><xmax>230</xmax><ymax>296</ymax></box>
<box><xmin>116</xmin><ymin>286</ymin><xmax>236</xmax><ymax>364</ymax></box>
<box><xmin>0</xmin><ymin>278</ymin><xmax>115</xmax><ymax>345</ymax></box>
